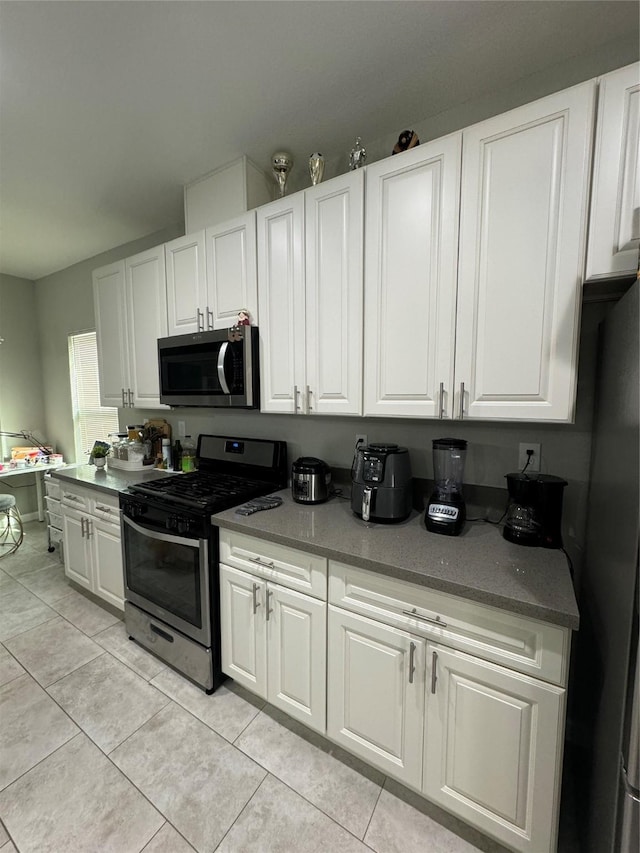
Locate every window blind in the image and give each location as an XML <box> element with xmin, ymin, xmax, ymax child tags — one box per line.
<box><xmin>68</xmin><ymin>331</ymin><xmax>119</xmax><ymax>460</ymax></box>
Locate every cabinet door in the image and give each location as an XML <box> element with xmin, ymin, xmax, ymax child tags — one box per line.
<box><xmin>455</xmin><ymin>82</ymin><xmax>595</xmax><ymax>422</ymax></box>
<box><xmin>92</xmin><ymin>261</ymin><xmax>130</xmax><ymax>407</ymax></box>
<box><xmin>363</xmin><ymin>135</ymin><xmax>462</xmax><ymax>418</ymax></box>
<box><xmin>305</xmin><ymin>171</ymin><xmax>364</xmax><ymax>415</ymax></box>
<box><xmin>206</xmin><ymin>212</ymin><xmax>258</xmax><ymax>329</ymax></box>
<box><xmin>267</xmin><ymin>584</ymin><xmax>326</xmax><ymax>733</ymax></box>
<box><xmin>220</xmin><ymin>564</ymin><xmax>267</xmax><ymax>697</ymax></box>
<box><xmin>91</xmin><ymin>518</ymin><xmax>124</xmax><ymax>611</ymax></box>
<box><xmin>424</xmin><ymin>643</ymin><xmax>565</xmax><ymax>853</ymax></box>
<box><xmin>327</xmin><ymin>606</ymin><xmax>425</xmax><ymax>787</ymax></box>
<box><xmin>257</xmin><ymin>194</ymin><xmax>305</xmax><ymax>413</ymax></box>
<box><xmin>586</xmin><ymin>62</ymin><xmax>640</xmax><ymax>280</ymax></box>
<box><xmin>125</xmin><ymin>245</ymin><xmax>168</xmax><ymax>408</ymax></box>
<box><xmin>62</xmin><ymin>508</ymin><xmax>91</xmax><ymax>591</ymax></box>
<box><xmin>165</xmin><ymin>231</ymin><xmax>207</xmax><ymax>336</ymax></box>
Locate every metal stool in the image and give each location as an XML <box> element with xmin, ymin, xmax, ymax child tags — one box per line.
<box><xmin>0</xmin><ymin>494</ymin><xmax>24</xmax><ymax>557</ymax></box>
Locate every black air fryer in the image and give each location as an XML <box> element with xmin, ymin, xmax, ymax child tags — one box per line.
<box><xmin>351</xmin><ymin>444</ymin><xmax>413</xmax><ymax>523</ymax></box>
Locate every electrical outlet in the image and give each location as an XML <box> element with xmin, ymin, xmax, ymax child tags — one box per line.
<box><xmin>355</xmin><ymin>434</ymin><xmax>368</xmax><ymax>449</ymax></box>
<box><xmin>178</xmin><ymin>421</ymin><xmax>186</xmax><ymax>438</ymax></box>
<box><xmin>518</xmin><ymin>442</ymin><xmax>541</xmax><ymax>473</ymax></box>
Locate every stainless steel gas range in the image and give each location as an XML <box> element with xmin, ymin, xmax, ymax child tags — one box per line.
<box><xmin>119</xmin><ymin>435</ymin><xmax>287</xmax><ymax>693</ymax></box>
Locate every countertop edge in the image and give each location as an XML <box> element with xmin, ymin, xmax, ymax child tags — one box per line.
<box><xmin>212</xmin><ymin>515</ymin><xmax>579</xmax><ymax>631</ymax></box>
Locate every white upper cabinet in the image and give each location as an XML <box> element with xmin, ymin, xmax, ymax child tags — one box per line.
<box><xmin>165</xmin><ymin>212</ymin><xmax>259</xmax><ymax>336</ymax></box>
<box><xmin>305</xmin><ymin>170</ymin><xmax>364</xmax><ymax>415</ymax></box>
<box><xmin>165</xmin><ymin>231</ymin><xmax>207</xmax><ymax>336</ymax></box>
<box><xmin>257</xmin><ymin>193</ymin><xmax>306</xmax><ymax>413</ymax></box>
<box><xmin>363</xmin><ymin>135</ymin><xmax>462</xmax><ymax>418</ymax></box>
<box><xmin>124</xmin><ymin>245</ymin><xmax>168</xmax><ymax>408</ymax></box>
<box><xmin>206</xmin><ymin>211</ymin><xmax>258</xmax><ymax>329</ymax></box>
<box><xmin>454</xmin><ymin>81</ymin><xmax>595</xmax><ymax>422</ymax></box>
<box><xmin>586</xmin><ymin>62</ymin><xmax>640</xmax><ymax>281</ymax></box>
<box><xmin>258</xmin><ymin>171</ymin><xmax>364</xmax><ymax>415</ymax></box>
<box><xmin>93</xmin><ymin>260</ymin><xmax>130</xmax><ymax>407</ymax></box>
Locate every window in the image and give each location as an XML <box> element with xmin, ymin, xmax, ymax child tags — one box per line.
<box><xmin>68</xmin><ymin>331</ymin><xmax>119</xmax><ymax>460</ymax></box>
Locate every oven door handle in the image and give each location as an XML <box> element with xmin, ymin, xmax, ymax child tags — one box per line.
<box><xmin>122</xmin><ymin>514</ymin><xmax>201</xmax><ymax>547</ymax></box>
<box><xmin>217</xmin><ymin>342</ymin><xmax>231</xmax><ymax>395</ymax></box>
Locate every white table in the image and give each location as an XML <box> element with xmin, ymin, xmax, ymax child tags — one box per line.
<box><xmin>0</xmin><ymin>463</ymin><xmax>66</xmax><ymax>521</ymax></box>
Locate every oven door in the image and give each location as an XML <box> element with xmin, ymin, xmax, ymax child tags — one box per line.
<box><xmin>122</xmin><ymin>515</ymin><xmax>211</xmax><ymax>647</ymax></box>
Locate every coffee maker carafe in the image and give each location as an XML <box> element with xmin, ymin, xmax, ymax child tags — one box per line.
<box><xmin>425</xmin><ymin>438</ymin><xmax>467</xmax><ymax>536</ymax></box>
<box><xmin>503</xmin><ymin>473</ymin><xmax>567</xmax><ymax>548</ymax></box>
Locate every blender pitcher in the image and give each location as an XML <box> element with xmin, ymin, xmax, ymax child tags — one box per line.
<box><xmin>425</xmin><ymin>438</ymin><xmax>467</xmax><ymax>536</ymax></box>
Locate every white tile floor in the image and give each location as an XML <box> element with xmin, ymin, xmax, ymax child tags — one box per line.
<box><xmin>0</xmin><ymin>522</ymin><xmax>579</xmax><ymax>853</ymax></box>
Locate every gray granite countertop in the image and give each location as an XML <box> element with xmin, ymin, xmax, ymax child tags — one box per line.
<box><xmin>51</xmin><ymin>463</ymin><xmax>172</xmax><ymax>494</ymax></box>
<box><xmin>212</xmin><ymin>490</ymin><xmax>579</xmax><ymax>630</ymax></box>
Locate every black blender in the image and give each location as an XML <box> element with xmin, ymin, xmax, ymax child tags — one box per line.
<box><xmin>425</xmin><ymin>438</ymin><xmax>467</xmax><ymax>536</ymax></box>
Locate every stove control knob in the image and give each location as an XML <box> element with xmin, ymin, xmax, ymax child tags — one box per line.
<box><xmin>177</xmin><ymin>517</ymin><xmax>190</xmax><ymax>534</ymax></box>
<box><xmin>165</xmin><ymin>515</ymin><xmax>178</xmax><ymax>531</ymax></box>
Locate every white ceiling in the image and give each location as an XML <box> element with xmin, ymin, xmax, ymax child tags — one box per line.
<box><xmin>1</xmin><ymin>0</ymin><xmax>638</xmax><ymax>281</ymax></box>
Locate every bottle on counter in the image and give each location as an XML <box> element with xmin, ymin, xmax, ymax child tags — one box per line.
<box><xmin>173</xmin><ymin>439</ymin><xmax>182</xmax><ymax>472</ymax></box>
<box><xmin>161</xmin><ymin>438</ymin><xmax>172</xmax><ymax>470</ymax></box>
<box><xmin>181</xmin><ymin>436</ymin><xmax>196</xmax><ymax>473</ymax></box>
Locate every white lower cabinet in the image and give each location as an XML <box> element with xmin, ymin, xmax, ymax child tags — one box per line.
<box><xmin>219</xmin><ymin>534</ymin><xmax>327</xmax><ymax>734</ymax></box>
<box><xmin>327</xmin><ymin>606</ymin><xmax>425</xmax><ymax>788</ymax></box>
<box><xmin>325</xmin><ymin>561</ymin><xmax>569</xmax><ymax>853</ymax></box>
<box><xmin>423</xmin><ymin>643</ymin><xmax>565</xmax><ymax>853</ymax></box>
<box><xmin>61</xmin><ymin>486</ymin><xmax>124</xmax><ymax>610</ymax></box>
<box><xmin>218</xmin><ymin>532</ymin><xmax>570</xmax><ymax>853</ymax></box>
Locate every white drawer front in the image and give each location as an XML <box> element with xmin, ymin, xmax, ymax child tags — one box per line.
<box><xmin>47</xmin><ymin>509</ymin><xmax>63</xmax><ymax>530</ymax></box>
<box><xmin>61</xmin><ymin>487</ymin><xmax>91</xmax><ymax>511</ymax></box>
<box><xmin>90</xmin><ymin>493</ymin><xmax>120</xmax><ymax>523</ymax></box>
<box><xmin>329</xmin><ymin>561</ymin><xmax>569</xmax><ymax>686</ymax></box>
<box><xmin>219</xmin><ymin>530</ymin><xmax>327</xmax><ymax>600</ymax></box>
<box><xmin>45</xmin><ymin>478</ymin><xmax>61</xmax><ymax>500</ymax></box>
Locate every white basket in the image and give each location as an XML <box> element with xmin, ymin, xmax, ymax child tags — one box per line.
<box><xmin>106</xmin><ymin>457</ymin><xmax>148</xmax><ymax>471</ymax></box>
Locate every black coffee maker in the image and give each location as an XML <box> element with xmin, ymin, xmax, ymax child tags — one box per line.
<box><xmin>503</xmin><ymin>473</ymin><xmax>567</xmax><ymax>548</ymax></box>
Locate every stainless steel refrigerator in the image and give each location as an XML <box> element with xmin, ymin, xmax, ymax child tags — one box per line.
<box><xmin>579</xmin><ymin>279</ymin><xmax>639</xmax><ymax>852</ymax></box>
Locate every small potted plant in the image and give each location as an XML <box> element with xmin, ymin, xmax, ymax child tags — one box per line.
<box><xmin>91</xmin><ymin>443</ymin><xmax>110</xmax><ymax>469</ymax></box>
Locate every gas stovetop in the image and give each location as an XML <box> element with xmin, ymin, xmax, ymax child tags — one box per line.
<box><xmin>125</xmin><ymin>434</ymin><xmax>288</xmax><ymax>515</ymax></box>
<box><xmin>129</xmin><ymin>471</ymin><xmax>275</xmax><ymax>512</ymax></box>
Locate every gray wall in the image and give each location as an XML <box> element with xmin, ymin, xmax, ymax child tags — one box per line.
<box><xmin>0</xmin><ymin>275</ymin><xmax>47</xmax><ymax>516</ymax></box>
<box><xmin>34</xmin><ymin>224</ymin><xmax>183</xmax><ymax>466</ymax></box>
<box><xmin>25</xmin><ymin>49</ymin><xmax>635</xmax><ymax>566</ymax></box>
<box><xmin>121</xmin><ymin>297</ymin><xmax>610</xmax><ymax>591</ymax></box>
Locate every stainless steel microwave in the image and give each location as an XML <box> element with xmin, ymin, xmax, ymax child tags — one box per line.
<box><xmin>158</xmin><ymin>327</ymin><xmax>259</xmax><ymax>408</ymax></box>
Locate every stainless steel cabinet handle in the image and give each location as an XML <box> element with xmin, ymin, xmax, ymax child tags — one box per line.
<box><xmin>459</xmin><ymin>382</ymin><xmax>465</xmax><ymax>419</ymax></box>
<box><xmin>265</xmin><ymin>588</ymin><xmax>273</xmax><ymax>621</ymax></box>
<box><xmin>197</xmin><ymin>308</ymin><xmax>204</xmax><ymax>332</ymax></box>
<box><xmin>121</xmin><ymin>388</ymin><xmax>127</xmax><ymax>407</ymax></box>
<box><xmin>80</xmin><ymin>517</ymin><xmax>86</xmax><ymax>537</ymax></box>
<box><xmin>86</xmin><ymin>519</ymin><xmax>93</xmax><ymax>538</ymax></box>
<box><xmin>439</xmin><ymin>382</ymin><xmax>445</xmax><ymax>419</ymax></box>
<box><xmin>362</xmin><ymin>486</ymin><xmax>372</xmax><ymax>522</ymax></box>
<box><xmin>293</xmin><ymin>385</ymin><xmax>300</xmax><ymax>413</ymax></box>
<box><xmin>217</xmin><ymin>342</ymin><xmax>231</xmax><ymax>394</ymax></box>
<box><xmin>249</xmin><ymin>556</ymin><xmax>275</xmax><ymax>569</ymax></box>
<box><xmin>306</xmin><ymin>385</ymin><xmax>312</xmax><ymax>414</ymax></box>
<box><xmin>207</xmin><ymin>307</ymin><xmax>214</xmax><ymax>330</ymax></box>
<box><xmin>431</xmin><ymin>650</ymin><xmax>439</xmax><ymax>694</ymax></box>
<box><xmin>409</xmin><ymin>642</ymin><xmax>416</xmax><ymax>684</ymax></box>
<box><xmin>95</xmin><ymin>505</ymin><xmax>111</xmax><ymax>514</ymax></box>
<box><xmin>128</xmin><ymin>389</ymin><xmax>134</xmax><ymax>407</ymax></box>
<box><xmin>402</xmin><ymin>608</ymin><xmax>447</xmax><ymax>628</ymax></box>
<box><xmin>251</xmin><ymin>582</ymin><xmax>260</xmax><ymax>614</ymax></box>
